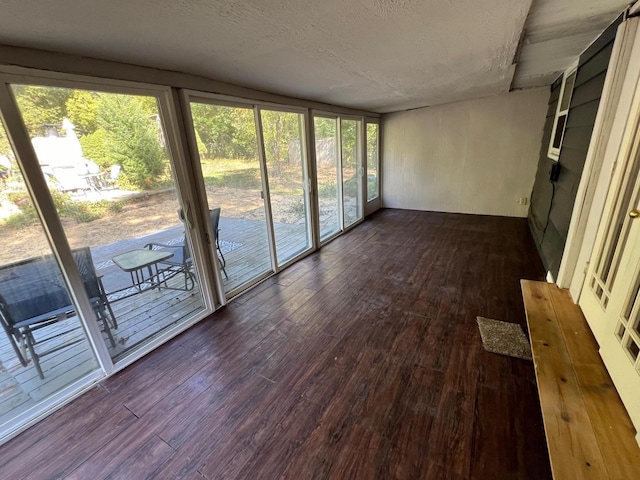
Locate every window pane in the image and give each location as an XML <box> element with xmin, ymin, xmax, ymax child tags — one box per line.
<box><xmin>189</xmin><ymin>102</ymin><xmax>272</xmax><ymax>293</ymax></box>
<box><xmin>552</xmin><ymin>114</ymin><xmax>567</xmax><ymax>149</ymax></box>
<box><xmin>366</xmin><ymin>123</ymin><xmax>379</xmax><ymax>201</ymax></box>
<box><xmin>560</xmin><ymin>72</ymin><xmax>576</xmax><ymax>111</ymax></box>
<box><xmin>260</xmin><ymin>110</ymin><xmax>312</xmax><ymax>265</ymax></box>
<box><xmin>12</xmin><ymin>85</ymin><xmax>205</xmax><ymax>363</ymax></box>
<box><xmin>0</xmin><ymin>117</ymin><xmax>100</xmax><ymax>430</ymax></box>
<box><xmin>314</xmin><ymin>116</ymin><xmax>340</xmax><ymax>241</ymax></box>
<box><xmin>341</xmin><ymin>119</ymin><xmax>362</xmax><ymax>227</ymax></box>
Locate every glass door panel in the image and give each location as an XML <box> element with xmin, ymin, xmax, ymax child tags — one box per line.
<box><xmin>341</xmin><ymin>119</ymin><xmax>362</xmax><ymax>228</ymax></box>
<box><xmin>189</xmin><ymin>101</ymin><xmax>272</xmax><ymax>293</ymax></box>
<box><xmin>11</xmin><ymin>85</ymin><xmax>205</xmax><ymax>362</ymax></box>
<box><xmin>0</xmin><ymin>117</ymin><xmax>100</xmax><ymax>429</ymax></box>
<box><xmin>313</xmin><ymin>116</ymin><xmax>340</xmax><ymax>241</ymax></box>
<box><xmin>366</xmin><ymin>122</ymin><xmax>379</xmax><ymax>201</ymax></box>
<box><xmin>260</xmin><ymin>109</ymin><xmax>312</xmax><ymax>266</ymax></box>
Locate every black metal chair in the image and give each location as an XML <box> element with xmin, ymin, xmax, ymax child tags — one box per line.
<box><xmin>143</xmin><ymin>237</ymin><xmax>195</xmax><ymax>291</ymax></box>
<box><xmin>145</xmin><ymin>207</ymin><xmax>228</xmax><ymax>286</ymax></box>
<box><xmin>210</xmin><ymin>207</ymin><xmax>228</xmax><ymax>279</ymax></box>
<box><xmin>0</xmin><ymin>247</ymin><xmax>116</xmax><ymax>379</ymax></box>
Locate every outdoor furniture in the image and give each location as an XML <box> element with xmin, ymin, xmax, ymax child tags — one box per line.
<box><xmin>143</xmin><ymin>207</ymin><xmax>228</xmax><ymax>287</ymax></box>
<box><xmin>138</xmin><ymin>241</ymin><xmax>196</xmax><ymax>291</ymax></box>
<box><xmin>0</xmin><ymin>247</ymin><xmax>116</xmax><ymax>379</ymax></box>
<box><xmin>112</xmin><ymin>249</ymin><xmax>179</xmax><ymax>292</ymax></box>
<box><xmin>210</xmin><ymin>208</ymin><xmax>228</xmax><ymax>279</ymax></box>
<box><xmin>79</xmin><ymin>172</ymin><xmax>104</xmax><ymax>192</ymax></box>
<box><xmin>105</xmin><ymin>164</ymin><xmax>121</xmax><ymax>188</ymax></box>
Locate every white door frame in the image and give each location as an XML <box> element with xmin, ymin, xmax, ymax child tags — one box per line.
<box><xmin>555</xmin><ymin>18</ymin><xmax>640</xmax><ymax>299</ymax></box>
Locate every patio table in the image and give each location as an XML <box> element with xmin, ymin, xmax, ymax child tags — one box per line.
<box><xmin>112</xmin><ymin>249</ymin><xmax>174</xmax><ymax>293</ymax></box>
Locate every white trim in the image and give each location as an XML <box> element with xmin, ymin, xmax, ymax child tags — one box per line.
<box><xmin>0</xmin><ymin>82</ymin><xmax>114</xmax><ymax>373</ymax></box>
<box><xmin>178</xmin><ymin>90</ymin><xmax>230</xmax><ymax>307</ymax></box>
<box><xmin>255</xmin><ymin>106</ymin><xmax>279</xmax><ymax>272</ymax></box>
<box><xmin>558</xmin><ymin>20</ymin><xmax>631</xmax><ymax>290</ymax></box>
<box><xmin>563</xmin><ymin>19</ymin><xmax>640</xmax><ymax>299</ymax></box>
<box><xmin>162</xmin><ymin>88</ymin><xmax>220</xmax><ymax>311</ymax></box>
<box><xmin>547</xmin><ymin>60</ymin><xmax>579</xmax><ymax>161</ymax></box>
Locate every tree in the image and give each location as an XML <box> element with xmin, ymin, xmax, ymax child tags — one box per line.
<box><xmin>260</xmin><ymin>110</ymin><xmax>301</xmax><ymax>177</ymax></box>
<box><xmin>314</xmin><ymin>117</ymin><xmax>336</xmax><ymax>139</ymax></box>
<box><xmin>66</xmin><ymin>90</ymin><xmax>99</xmax><ymax>136</ymax></box>
<box><xmin>12</xmin><ymin>85</ymin><xmax>71</xmax><ymax>135</ymax></box>
<box><xmin>79</xmin><ymin>128</ymin><xmax>110</xmax><ymax>168</ymax></box>
<box><xmin>190</xmin><ymin>103</ymin><xmax>257</xmax><ymax>160</ymax></box>
<box><xmin>97</xmin><ymin>94</ymin><xmax>166</xmax><ymax>189</ymax></box>
<box><xmin>0</xmin><ymin>122</ymin><xmax>12</xmax><ymax>158</ymax></box>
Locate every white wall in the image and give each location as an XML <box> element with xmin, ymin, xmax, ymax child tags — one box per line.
<box><xmin>382</xmin><ymin>88</ymin><xmax>549</xmax><ymax>217</ymax></box>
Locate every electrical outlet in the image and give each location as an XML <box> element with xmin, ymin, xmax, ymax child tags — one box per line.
<box><xmin>518</xmin><ymin>197</ymin><xmax>528</xmax><ymax>206</ymax></box>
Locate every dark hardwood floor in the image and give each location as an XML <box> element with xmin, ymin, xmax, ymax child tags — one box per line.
<box><xmin>0</xmin><ymin>209</ymin><xmax>552</xmax><ymax>479</ymax></box>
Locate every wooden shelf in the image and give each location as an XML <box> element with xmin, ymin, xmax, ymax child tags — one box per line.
<box><xmin>521</xmin><ymin>280</ymin><xmax>640</xmax><ymax>480</ymax></box>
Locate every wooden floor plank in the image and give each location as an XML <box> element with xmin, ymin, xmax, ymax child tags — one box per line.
<box><xmin>2</xmin><ymin>210</ymin><xmax>551</xmax><ymax>479</ymax></box>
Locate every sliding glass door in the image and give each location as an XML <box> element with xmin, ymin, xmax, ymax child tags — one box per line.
<box><xmin>341</xmin><ymin>118</ymin><xmax>363</xmax><ymax>228</ymax></box>
<box><xmin>313</xmin><ymin>115</ymin><xmax>341</xmax><ymax>241</ymax></box>
<box><xmin>259</xmin><ymin>108</ymin><xmax>312</xmax><ymax>266</ymax></box>
<box><xmin>311</xmin><ymin>114</ymin><xmax>364</xmax><ymax>241</ymax></box>
<box><xmin>0</xmin><ymin>116</ymin><xmax>101</xmax><ymax>430</ymax></box>
<box><xmin>187</xmin><ymin>100</ymin><xmax>273</xmax><ymax>294</ymax></box>
<box><xmin>8</xmin><ymin>82</ymin><xmax>207</xmax><ymax>364</ymax></box>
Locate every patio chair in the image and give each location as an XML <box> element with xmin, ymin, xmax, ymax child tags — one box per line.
<box><xmin>0</xmin><ymin>247</ymin><xmax>116</xmax><ymax>379</ymax></box>
<box><xmin>210</xmin><ymin>208</ymin><xmax>228</xmax><ymax>280</ymax></box>
<box><xmin>144</xmin><ymin>208</ymin><xmax>228</xmax><ymax>287</ymax></box>
<box><xmin>144</xmin><ymin>238</ymin><xmax>196</xmax><ymax>291</ymax></box>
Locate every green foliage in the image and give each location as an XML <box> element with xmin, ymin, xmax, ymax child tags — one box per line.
<box><xmin>340</xmin><ymin>119</ymin><xmax>358</xmax><ymax>169</ymax></box>
<box><xmin>97</xmin><ymin>94</ymin><xmax>167</xmax><ymax>190</ymax></box>
<box><xmin>191</xmin><ymin>103</ymin><xmax>257</xmax><ymax>160</ymax></box>
<box><xmin>314</xmin><ymin>117</ymin><xmax>336</xmax><ymax>139</ymax></box>
<box><xmin>3</xmin><ymin>191</ymin><xmax>38</xmax><ymax>228</ymax></box>
<box><xmin>66</xmin><ymin>90</ymin><xmax>99</xmax><ymax>135</ymax></box>
<box><xmin>13</xmin><ymin>85</ymin><xmax>72</xmax><ymax>134</ymax></box>
<box><xmin>79</xmin><ymin>128</ymin><xmax>110</xmax><ymax>168</ymax></box>
<box><xmin>261</xmin><ymin>110</ymin><xmax>302</xmax><ymax>177</ymax></box>
<box><xmin>1</xmin><ymin>189</ymin><xmax>124</xmax><ymax>228</ymax></box>
<box><xmin>0</xmin><ymin>123</ymin><xmax>11</xmax><ymax>158</ymax></box>
<box><xmin>195</xmin><ymin>129</ymin><xmax>208</xmax><ymax>157</ymax></box>
<box><xmin>317</xmin><ymin>181</ymin><xmax>337</xmax><ymax>199</ymax></box>
<box><xmin>366</xmin><ymin>123</ymin><xmax>379</xmax><ymax>199</ymax></box>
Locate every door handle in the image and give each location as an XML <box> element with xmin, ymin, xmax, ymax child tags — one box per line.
<box><xmin>630</xmin><ymin>209</ymin><xmax>640</xmax><ymax>218</ymax></box>
<box><xmin>184</xmin><ymin>202</ymin><xmax>194</xmax><ymax>229</ymax></box>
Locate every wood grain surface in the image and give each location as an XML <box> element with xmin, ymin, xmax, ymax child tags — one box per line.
<box><xmin>0</xmin><ymin>209</ymin><xmax>551</xmax><ymax>479</ymax></box>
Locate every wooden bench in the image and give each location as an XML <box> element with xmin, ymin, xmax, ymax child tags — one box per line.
<box><xmin>521</xmin><ymin>280</ymin><xmax>640</xmax><ymax>479</ymax></box>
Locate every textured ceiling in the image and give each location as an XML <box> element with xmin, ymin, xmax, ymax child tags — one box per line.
<box><xmin>513</xmin><ymin>0</ymin><xmax>631</xmax><ymax>89</ymax></box>
<box><xmin>0</xmin><ymin>1</ymin><xmax>630</xmax><ymax>113</ymax></box>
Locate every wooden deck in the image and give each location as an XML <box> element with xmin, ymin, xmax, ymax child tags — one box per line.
<box><xmin>0</xmin><ymin>215</ymin><xmax>314</xmax><ymax>427</ymax></box>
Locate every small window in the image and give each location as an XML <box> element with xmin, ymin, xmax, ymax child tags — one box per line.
<box><xmin>548</xmin><ymin>62</ymin><xmax>578</xmax><ymax>160</ymax></box>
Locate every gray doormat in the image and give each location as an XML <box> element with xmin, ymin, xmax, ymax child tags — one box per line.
<box><xmin>476</xmin><ymin>317</ymin><xmax>532</xmax><ymax>361</ymax></box>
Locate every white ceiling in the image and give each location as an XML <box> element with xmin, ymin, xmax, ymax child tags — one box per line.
<box><xmin>514</xmin><ymin>0</ymin><xmax>632</xmax><ymax>89</ymax></box>
<box><xmin>0</xmin><ymin>0</ymin><xmax>631</xmax><ymax>113</ymax></box>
